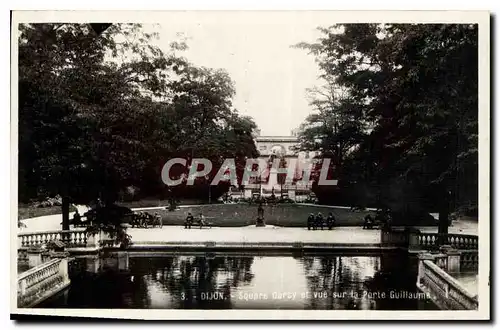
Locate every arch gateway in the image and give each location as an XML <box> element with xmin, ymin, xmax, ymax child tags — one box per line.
<box><xmin>238</xmin><ymin>131</ymin><xmax>319</xmax><ymax>200</ymax></box>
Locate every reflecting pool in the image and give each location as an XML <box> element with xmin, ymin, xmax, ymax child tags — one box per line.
<box><xmin>39</xmin><ymin>252</ymin><xmax>437</xmax><ymax>310</ymax></box>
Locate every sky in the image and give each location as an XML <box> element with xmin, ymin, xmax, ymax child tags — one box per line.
<box><xmin>143</xmin><ymin>12</ymin><xmax>338</xmax><ymax>136</ymax></box>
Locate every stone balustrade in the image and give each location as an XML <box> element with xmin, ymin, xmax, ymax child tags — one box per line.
<box><xmin>417</xmin><ymin>232</ymin><xmax>478</xmax><ymax>251</ymax></box>
<box><xmin>17</xmin><ymin>258</ymin><xmax>71</xmax><ymax>308</ymax></box>
<box><xmin>433</xmin><ymin>253</ymin><xmax>449</xmax><ymax>270</ymax></box>
<box><xmin>417</xmin><ymin>256</ymin><xmax>478</xmax><ymax>310</ymax></box>
<box><xmin>460</xmin><ymin>250</ymin><xmax>479</xmax><ymax>271</ymax></box>
<box><xmin>18</xmin><ymin>230</ymin><xmax>87</xmax><ymax>248</ymax></box>
<box><xmin>381</xmin><ymin>228</ymin><xmax>410</xmax><ymax>247</ymax></box>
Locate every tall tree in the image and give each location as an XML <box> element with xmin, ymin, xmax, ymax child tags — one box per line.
<box><xmin>295</xmin><ymin>24</ymin><xmax>478</xmax><ymax>230</ymax></box>
<box><xmin>18</xmin><ymin>23</ymin><xmax>259</xmax><ymax>230</ymax></box>
<box><xmin>18</xmin><ymin>23</ymin><xmax>175</xmax><ymax>228</ymax></box>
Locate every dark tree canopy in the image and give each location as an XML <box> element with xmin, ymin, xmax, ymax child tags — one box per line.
<box><xmin>294</xmin><ymin>24</ymin><xmax>478</xmax><ymax>225</ymax></box>
<box><xmin>18</xmin><ymin>23</ymin><xmax>258</xmax><ymax>211</ymax></box>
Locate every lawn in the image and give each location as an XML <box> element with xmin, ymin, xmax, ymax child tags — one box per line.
<box><xmin>152</xmin><ymin>203</ymin><xmax>376</xmax><ymax>227</ymax></box>
<box><xmin>18</xmin><ymin>204</ymin><xmax>77</xmax><ymax>220</ymax></box>
<box><xmin>18</xmin><ymin>200</ymin><xmax>439</xmax><ymax>227</ymax></box>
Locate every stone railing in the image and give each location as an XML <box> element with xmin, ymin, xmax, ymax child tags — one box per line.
<box><xmin>460</xmin><ymin>250</ymin><xmax>479</xmax><ymax>271</ymax></box>
<box><xmin>417</xmin><ymin>232</ymin><xmax>478</xmax><ymax>251</ymax></box>
<box><xmin>381</xmin><ymin>228</ymin><xmax>410</xmax><ymax>247</ymax></box>
<box><xmin>17</xmin><ymin>258</ymin><xmax>71</xmax><ymax>308</ymax></box>
<box><xmin>417</xmin><ymin>256</ymin><xmax>478</xmax><ymax>310</ymax></box>
<box><xmin>18</xmin><ymin>230</ymin><xmax>87</xmax><ymax>248</ymax></box>
<box><xmin>433</xmin><ymin>253</ymin><xmax>449</xmax><ymax>270</ymax></box>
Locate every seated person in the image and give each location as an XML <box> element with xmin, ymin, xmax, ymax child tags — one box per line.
<box><xmin>198</xmin><ymin>213</ymin><xmax>206</xmax><ymax>228</ymax></box>
<box><xmin>315</xmin><ymin>212</ymin><xmax>324</xmax><ymax>230</ymax></box>
<box><xmin>154</xmin><ymin>212</ymin><xmax>162</xmax><ymax>227</ymax></box>
<box><xmin>72</xmin><ymin>210</ymin><xmax>82</xmax><ymax>226</ymax></box>
<box><xmin>307</xmin><ymin>213</ymin><xmax>315</xmax><ymax>230</ymax></box>
<box><xmin>326</xmin><ymin>212</ymin><xmax>335</xmax><ymax>230</ymax></box>
<box><xmin>131</xmin><ymin>212</ymin><xmax>140</xmax><ymax>227</ymax></box>
<box><xmin>363</xmin><ymin>214</ymin><xmax>374</xmax><ymax>229</ymax></box>
<box><xmin>185</xmin><ymin>212</ymin><xmax>194</xmax><ymax>229</ymax></box>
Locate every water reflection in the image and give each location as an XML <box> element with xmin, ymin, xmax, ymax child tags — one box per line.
<box><xmin>40</xmin><ymin>252</ymin><xmax>435</xmax><ymax>310</ymax></box>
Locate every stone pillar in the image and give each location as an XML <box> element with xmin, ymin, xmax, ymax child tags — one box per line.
<box><xmin>117</xmin><ymin>252</ymin><xmax>129</xmax><ymax>271</ymax></box>
<box><xmin>288</xmin><ymin>190</ymin><xmax>296</xmax><ymax>200</ymax></box>
<box><xmin>86</xmin><ymin>232</ymin><xmax>98</xmax><ymax>248</ymax></box>
<box><xmin>86</xmin><ymin>255</ymin><xmax>101</xmax><ymax>273</ymax></box>
<box><xmin>440</xmin><ymin>245</ymin><xmax>461</xmax><ymax>274</ymax></box>
<box><xmin>58</xmin><ymin>258</ymin><xmax>70</xmax><ymax>283</ymax></box>
<box><xmin>407</xmin><ymin>227</ymin><xmax>421</xmax><ymax>251</ymax></box>
<box><xmin>27</xmin><ymin>247</ymin><xmax>45</xmax><ymax>268</ymax></box>
<box><xmin>41</xmin><ymin>252</ymin><xmax>51</xmax><ymax>264</ymax></box>
<box><xmin>417</xmin><ymin>253</ymin><xmax>436</xmax><ymax>287</ymax></box>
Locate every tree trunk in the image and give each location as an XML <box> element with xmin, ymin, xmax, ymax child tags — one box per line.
<box><xmin>61</xmin><ymin>195</ymin><xmax>70</xmax><ymax>231</ymax></box>
<box><xmin>437</xmin><ymin>187</ymin><xmax>450</xmax><ymax>245</ymax></box>
<box><xmin>61</xmin><ymin>195</ymin><xmax>71</xmax><ymax>245</ymax></box>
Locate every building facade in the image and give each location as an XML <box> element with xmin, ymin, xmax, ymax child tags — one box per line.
<box><xmin>241</xmin><ymin>130</ymin><xmax>317</xmax><ymax>199</ymax></box>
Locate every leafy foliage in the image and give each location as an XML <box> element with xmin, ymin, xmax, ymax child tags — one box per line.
<box><xmin>294</xmin><ymin>24</ymin><xmax>478</xmax><ymax>222</ymax></box>
<box><xmin>18</xmin><ymin>24</ymin><xmax>258</xmax><ymax>234</ymax></box>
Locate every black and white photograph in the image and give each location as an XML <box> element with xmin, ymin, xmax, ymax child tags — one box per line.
<box><xmin>10</xmin><ymin>10</ymin><xmax>490</xmax><ymax>320</ymax></box>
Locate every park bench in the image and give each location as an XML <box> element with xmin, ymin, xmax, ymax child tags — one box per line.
<box><xmin>363</xmin><ymin>213</ymin><xmax>391</xmax><ymax>230</ymax></box>
<box><xmin>130</xmin><ymin>212</ymin><xmax>162</xmax><ymax>228</ymax></box>
<box><xmin>196</xmin><ymin>218</ymin><xmax>214</xmax><ymax>229</ymax></box>
<box><xmin>185</xmin><ymin>217</ymin><xmax>214</xmax><ymax>229</ymax></box>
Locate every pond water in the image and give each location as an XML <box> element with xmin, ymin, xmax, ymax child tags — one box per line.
<box><xmin>39</xmin><ymin>252</ymin><xmax>437</xmax><ymax>310</ymax></box>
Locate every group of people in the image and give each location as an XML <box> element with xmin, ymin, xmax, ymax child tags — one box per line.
<box><xmin>184</xmin><ymin>212</ymin><xmax>211</xmax><ymax>229</ymax></box>
<box><xmin>363</xmin><ymin>208</ymin><xmax>392</xmax><ymax>230</ymax></box>
<box><xmin>131</xmin><ymin>211</ymin><xmax>162</xmax><ymax>228</ymax></box>
<box><xmin>307</xmin><ymin>212</ymin><xmax>336</xmax><ymax>230</ymax></box>
<box><xmin>70</xmin><ymin>210</ymin><xmax>86</xmax><ymax>227</ymax></box>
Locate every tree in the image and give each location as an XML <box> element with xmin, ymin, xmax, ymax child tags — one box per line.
<box><xmin>295</xmin><ymin>24</ymin><xmax>478</xmax><ymax>230</ymax></box>
<box><xmin>18</xmin><ymin>22</ymin><xmax>259</xmax><ymax>234</ymax></box>
<box><xmin>18</xmin><ymin>23</ymin><xmax>175</xmax><ymax>230</ymax></box>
